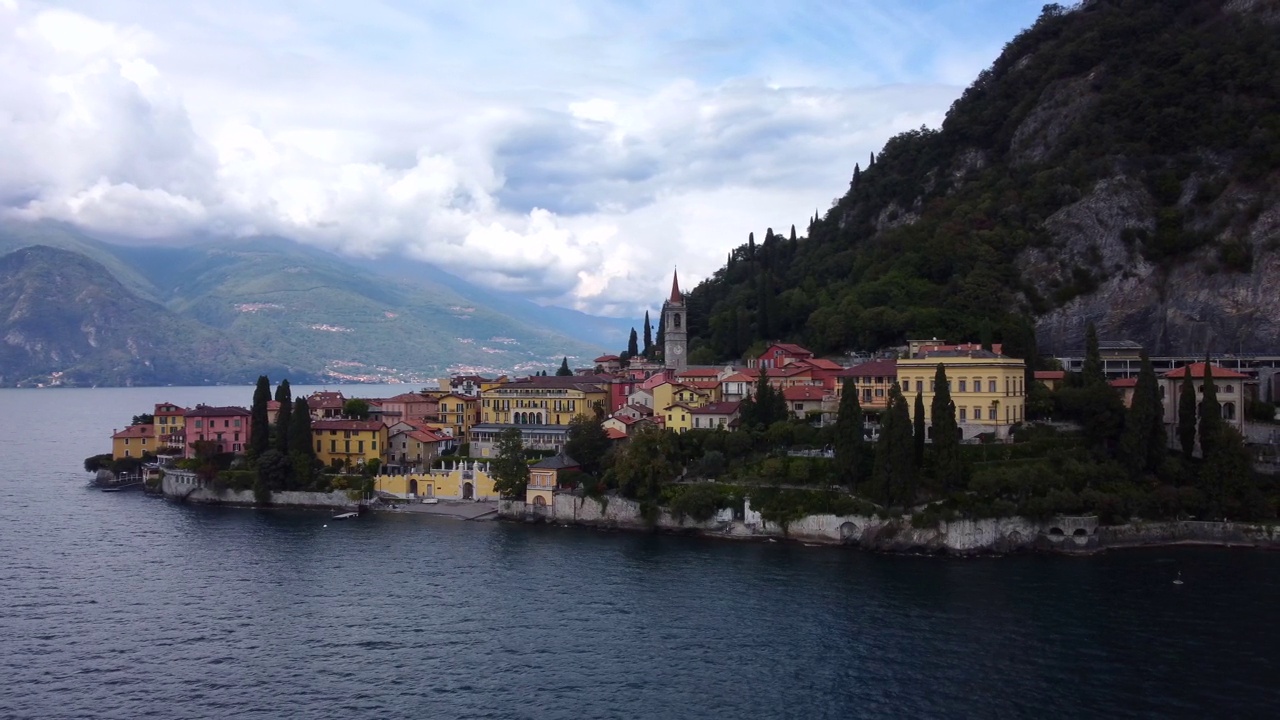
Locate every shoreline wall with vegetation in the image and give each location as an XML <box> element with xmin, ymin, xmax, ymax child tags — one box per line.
<box><xmin>161</xmin><ymin>470</ymin><xmax>358</xmax><ymax>510</ymax></box>
<box><xmin>498</xmin><ymin>496</ymin><xmax>1280</xmax><ymax>554</ymax></box>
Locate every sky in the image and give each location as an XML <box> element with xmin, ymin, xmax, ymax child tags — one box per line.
<box><xmin>0</xmin><ymin>0</ymin><xmax>1048</xmax><ymax>317</ymax></box>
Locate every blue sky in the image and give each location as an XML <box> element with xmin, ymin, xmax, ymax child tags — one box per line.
<box><xmin>0</xmin><ymin>0</ymin><xmax>1049</xmax><ymax>315</ymax></box>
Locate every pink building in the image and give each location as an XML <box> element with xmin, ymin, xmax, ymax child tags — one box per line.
<box><xmin>184</xmin><ymin>405</ymin><xmax>252</xmax><ymax>457</ymax></box>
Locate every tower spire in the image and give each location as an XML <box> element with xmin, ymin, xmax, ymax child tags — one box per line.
<box><xmin>669</xmin><ymin>268</ymin><xmax>682</xmax><ymax>304</ymax></box>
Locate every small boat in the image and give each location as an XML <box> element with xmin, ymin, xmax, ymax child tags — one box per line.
<box><xmin>332</xmin><ymin>512</ymin><xmax>359</xmax><ymax>520</ymax></box>
<box><xmin>1173</xmin><ymin>571</ymin><xmax>1184</xmax><ymax>585</ymax></box>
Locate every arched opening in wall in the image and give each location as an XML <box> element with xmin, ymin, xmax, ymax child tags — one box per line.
<box><xmin>674</xmin><ymin>313</ymin><xmax>682</xmax><ymax>328</ymax></box>
<box><xmin>839</xmin><ymin>522</ymin><xmax>860</xmax><ymax>542</ymax></box>
<box><xmin>1072</xmin><ymin>528</ymin><xmax>1088</xmax><ymax>537</ymax></box>
<box><xmin>533</xmin><ymin>495</ymin><xmax>546</xmax><ymax>507</ymax></box>
<box><xmin>462</xmin><ymin>482</ymin><xmax>474</xmax><ymax>500</ymax></box>
<box><xmin>1049</xmin><ymin>527</ymin><xmax>1064</xmax><ymax>537</ymax></box>
<box><xmin>535</xmin><ymin>413</ymin><xmax>543</xmax><ymax>424</ymax></box>
<box><xmin>409</xmin><ymin>479</ymin><xmax>418</xmax><ymax>495</ymax></box>
<box><xmin>1223</xmin><ymin>402</ymin><xmax>1236</xmax><ymax>420</ymax></box>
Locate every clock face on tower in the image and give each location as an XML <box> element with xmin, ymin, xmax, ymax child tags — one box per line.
<box><xmin>671</xmin><ymin>343</ymin><xmax>685</xmax><ymax>356</ymax></box>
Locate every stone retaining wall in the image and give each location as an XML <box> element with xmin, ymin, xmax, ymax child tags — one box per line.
<box><xmin>161</xmin><ymin>470</ymin><xmax>358</xmax><ymax>510</ymax></box>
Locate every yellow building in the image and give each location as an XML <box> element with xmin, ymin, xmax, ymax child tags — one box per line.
<box><xmin>153</xmin><ymin>403</ymin><xmax>187</xmax><ymax>449</ymax></box>
<box><xmin>480</xmin><ymin>376</ymin><xmax>609</xmax><ymax>427</ymax></box>
<box><xmin>896</xmin><ymin>349</ymin><xmax>1027</xmax><ymax>440</ymax></box>
<box><xmin>663</xmin><ymin>403</ymin><xmax>695</xmax><ymax>433</ymax></box>
<box><xmin>435</xmin><ymin>393</ymin><xmax>479</xmax><ymax>438</ymax></box>
<box><xmin>311</xmin><ymin>419</ymin><xmax>388</xmax><ymax>469</ymax></box>
<box><xmin>111</xmin><ymin>423</ymin><xmax>154</xmax><ymax>459</ymax></box>
<box><xmin>525</xmin><ymin>453</ymin><xmax>581</xmax><ymax>509</ymax></box>
<box><xmin>374</xmin><ymin>459</ymin><xmax>498</xmax><ymax>501</ymax></box>
<box><xmin>651</xmin><ymin>382</ymin><xmax>709</xmax><ymax>417</ymax></box>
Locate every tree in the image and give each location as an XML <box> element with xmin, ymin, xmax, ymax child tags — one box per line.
<box><xmin>249</xmin><ymin>375</ymin><xmax>271</xmax><ymax>460</ymax></box>
<box><xmin>627</xmin><ymin>327</ymin><xmax>639</xmax><ymax>359</ymax></box>
<box><xmin>1198</xmin><ymin>357</ymin><xmax>1222</xmax><ymax>460</ymax></box>
<box><xmin>343</xmin><ymin>398</ymin><xmax>370</xmax><ymax>420</ymax></box>
<box><xmin>614</xmin><ymin>426</ymin><xmax>679</xmax><ymax>508</ymax></box>
<box><xmin>1119</xmin><ymin>352</ymin><xmax>1165</xmax><ymax>477</ymax></box>
<box><xmin>833</xmin><ymin>380</ymin><xmax>865</xmax><ymax>487</ymax></box>
<box><xmin>913</xmin><ymin>389</ymin><xmax>926</xmax><ymax>468</ymax></box>
<box><xmin>288</xmin><ymin>397</ymin><xmax>317</xmax><ymax>490</ymax></box>
<box><xmin>564</xmin><ymin>413</ymin><xmax>611</xmax><ymax>477</ymax></box>
<box><xmin>131</xmin><ymin>413</ymin><xmax>154</xmax><ymax>426</ymax></box>
<box><xmin>256</xmin><ymin>449</ymin><xmax>291</xmax><ymax>492</ymax></box>
<box><xmin>274</xmin><ymin>379</ymin><xmax>293</xmax><ymax>455</ymax></box>
<box><xmin>1082</xmin><ymin>322</ymin><xmax>1105</xmax><ymax>385</ymax></box>
<box><xmin>931</xmin><ymin>364</ymin><xmax>963</xmax><ymax>492</ymax></box>
<box><xmin>643</xmin><ymin>312</ymin><xmax>653</xmax><ymax>356</ymax></box>
<box><xmin>1178</xmin><ymin>369</ymin><xmax>1197</xmax><ymax>460</ymax></box>
<box><xmin>490</xmin><ymin>428</ymin><xmax>529</xmax><ymax>498</ymax></box>
<box><xmin>872</xmin><ymin>382</ymin><xmax>915</xmax><ymax>507</ymax></box>
<box><xmin>556</xmin><ymin>357</ymin><xmax>572</xmax><ymax>376</ymax></box>
<box><xmin>1198</xmin><ymin>423</ymin><xmax>1258</xmax><ymax>519</ymax></box>
<box><xmin>655</xmin><ymin>311</ymin><xmax>666</xmax><ymax>359</ymax></box>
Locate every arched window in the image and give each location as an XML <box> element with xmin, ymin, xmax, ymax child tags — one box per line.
<box><xmin>1225</xmin><ymin>385</ymin><xmax>1234</xmax><ymax>394</ymax></box>
<box><xmin>1223</xmin><ymin>402</ymin><xmax>1236</xmax><ymax>421</ymax></box>
<box><xmin>673</xmin><ymin>313</ymin><xmax>682</xmax><ymax>328</ymax></box>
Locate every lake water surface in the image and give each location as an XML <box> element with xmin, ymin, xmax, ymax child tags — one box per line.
<box><xmin>1</xmin><ymin>386</ymin><xmax>1277</xmax><ymax>719</ymax></box>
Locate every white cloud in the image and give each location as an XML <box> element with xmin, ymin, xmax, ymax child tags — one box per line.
<box><xmin>0</xmin><ymin>1</ymin><xmax>1046</xmax><ymax>315</ymax></box>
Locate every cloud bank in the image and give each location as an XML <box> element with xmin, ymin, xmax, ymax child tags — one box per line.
<box><xmin>0</xmin><ymin>0</ymin><xmax>1044</xmax><ymax>316</ymax></box>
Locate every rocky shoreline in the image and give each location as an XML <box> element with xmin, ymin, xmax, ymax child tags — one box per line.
<box><xmin>498</xmin><ymin>496</ymin><xmax>1280</xmax><ymax>555</ymax></box>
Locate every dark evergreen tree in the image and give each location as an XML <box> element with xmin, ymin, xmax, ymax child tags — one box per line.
<box><xmin>655</xmin><ymin>311</ymin><xmax>666</xmax><ymax>357</ymax></box>
<box><xmin>1119</xmin><ymin>352</ymin><xmax>1164</xmax><ymax>477</ymax></box>
<box><xmin>556</xmin><ymin>357</ymin><xmax>572</xmax><ymax>376</ymax></box>
<box><xmin>642</xmin><ymin>312</ymin><xmax>653</xmax><ymax>356</ymax></box>
<box><xmin>850</xmin><ymin>162</ymin><xmax>861</xmax><ymax>189</ymax></box>
<box><xmin>833</xmin><ymin>380</ymin><xmax>864</xmax><ymax>487</ymax></box>
<box><xmin>627</xmin><ymin>327</ymin><xmax>639</xmax><ymax>358</ymax></box>
<box><xmin>913</xmin><ymin>389</ymin><xmax>926</xmax><ymax>468</ymax></box>
<box><xmin>1082</xmin><ymin>322</ymin><xmax>1105</xmax><ymax>385</ymax></box>
<box><xmin>273</xmin><ymin>379</ymin><xmax>293</xmax><ymax>456</ymax></box>
<box><xmin>872</xmin><ymin>382</ymin><xmax>915</xmax><ymax>507</ymax></box>
<box><xmin>288</xmin><ymin>397</ymin><xmax>317</xmax><ymax>490</ymax></box>
<box><xmin>249</xmin><ymin>375</ymin><xmax>271</xmax><ymax>460</ymax></box>
<box><xmin>1198</xmin><ymin>357</ymin><xmax>1221</xmax><ymax>460</ymax></box>
<box><xmin>491</xmin><ymin>428</ymin><xmax>529</xmax><ymax>498</ymax></box>
<box><xmin>1178</xmin><ymin>369</ymin><xmax>1197</xmax><ymax>460</ymax></box>
<box><xmin>747</xmin><ymin>232</ymin><xmax>756</xmax><ymax>257</ymax></box>
<box><xmin>564</xmin><ymin>414</ymin><xmax>611</xmax><ymax>477</ymax></box>
<box><xmin>931</xmin><ymin>364</ymin><xmax>963</xmax><ymax>492</ymax></box>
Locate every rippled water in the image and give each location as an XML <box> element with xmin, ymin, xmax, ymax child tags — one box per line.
<box><xmin>1</xmin><ymin>386</ymin><xmax>1278</xmax><ymax>719</ymax></box>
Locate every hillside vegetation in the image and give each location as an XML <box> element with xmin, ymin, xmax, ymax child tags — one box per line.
<box><xmin>688</xmin><ymin>0</ymin><xmax>1280</xmax><ymax>363</ymax></box>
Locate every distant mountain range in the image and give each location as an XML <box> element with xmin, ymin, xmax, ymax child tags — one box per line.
<box><xmin>0</xmin><ymin>220</ymin><xmax>631</xmax><ymax>387</ymax></box>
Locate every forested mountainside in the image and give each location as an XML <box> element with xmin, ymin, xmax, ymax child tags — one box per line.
<box><xmin>687</xmin><ymin>0</ymin><xmax>1280</xmax><ymax>364</ymax></box>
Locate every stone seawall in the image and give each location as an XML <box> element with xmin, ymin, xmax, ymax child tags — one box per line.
<box><xmin>161</xmin><ymin>470</ymin><xmax>358</xmax><ymax>510</ymax></box>
<box><xmin>499</xmin><ymin>496</ymin><xmax>1280</xmax><ymax>555</ymax></box>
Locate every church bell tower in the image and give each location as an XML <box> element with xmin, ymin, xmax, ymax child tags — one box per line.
<box><xmin>662</xmin><ymin>269</ymin><xmax>687</xmax><ymax>371</ymax></box>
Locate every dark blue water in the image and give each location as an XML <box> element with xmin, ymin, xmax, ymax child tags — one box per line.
<box><xmin>1</xmin><ymin>387</ymin><xmax>1278</xmax><ymax>719</ymax></box>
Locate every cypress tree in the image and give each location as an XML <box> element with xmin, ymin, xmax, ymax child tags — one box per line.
<box><xmin>655</xmin><ymin>312</ymin><xmax>665</xmax><ymax>357</ymax></box>
<box><xmin>1177</xmin><ymin>369</ymin><xmax>1197</xmax><ymax>460</ymax></box>
<box><xmin>1082</xmin><ymin>322</ymin><xmax>1104</xmax><ymax>386</ymax></box>
<box><xmin>288</xmin><ymin>397</ymin><xmax>316</xmax><ymax>490</ymax></box>
<box><xmin>1119</xmin><ymin>352</ymin><xmax>1164</xmax><ymax>476</ymax></box>
<box><xmin>873</xmin><ymin>382</ymin><xmax>915</xmax><ymax>507</ymax></box>
<box><xmin>931</xmin><ymin>364</ymin><xmax>963</xmax><ymax>492</ymax></box>
<box><xmin>913</xmin><ymin>389</ymin><xmax>926</xmax><ymax>468</ymax></box>
<box><xmin>642</xmin><ymin>312</ymin><xmax>653</xmax><ymax>356</ymax></box>
<box><xmin>627</xmin><ymin>327</ymin><xmax>639</xmax><ymax>358</ymax></box>
<box><xmin>249</xmin><ymin>375</ymin><xmax>271</xmax><ymax>460</ymax></box>
<box><xmin>557</xmin><ymin>357</ymin><xmax>572</xmax><ymax>376</ymax></box>
<box><xmin>850</xmin><ymin>162</ymin><xmax>861</xmax><ymax>189</ymax></box>
<box><xmin>274</xmin><ymin>379</ymin><xmax>293</xmax><ymax>456</ymax></box>
<box><xmin>1198</xmin><ymin>357</ymin><xmax>1221</xmax><ymax>460</ymax></box>
<box><xmin>748</xmin><ymin>232</ymin><xmax>756</xmax><ymax>256</ymax></box>
<box><xmin>834</xmin><ymin>380</ymin><xmax>864</xmax><ymax>488</ymax></box>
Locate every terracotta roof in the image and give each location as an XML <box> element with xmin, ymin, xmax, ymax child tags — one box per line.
<box><xmin>626</xmin><ymin>404</ymin><xmax>653</xmax><ymax>416</ymax></box>
<box><xmin>685</xmin><ymin>380</ymin><xmax>720</xmax><ymax>390</ymax></box>
<box><xmin>839</xmin><ymin>359</ymin><xmax>898</xmax><ymax>377</ymax></box>
<box><xmin>605</xmin><ymin>427</ymin><xmax>628</xmax><ymax>440</ymax></box>
<box><xmin>311</xmin><ymin>419</ymin><xmax>386</xmax><ymax>432</ymax></box>
<box><xmin>307</xmin><ymin>391</ymin><xmax>346</xmax><ymax>409</ymax></box>
<box><xmin>1162</xmin><ymin>362</ymin><xmax>1248</xmax><ymax>379</ymax></box>
<box><xmin>267</xmin><ymin>400</ymin><xmax>280</xmax><ymax>410</ymax></box>
<box><xmin>112</xmin><ymin>424</ymin><xmax>154</xmax><ymax>439</ymax></box>
<box><xmin>668</xmin><ymin>269</ymin><xmax>682</xmax><ymax>303</ymax></box>
<box><xmin>407</xmin><ymin>429</ymin><xmax>448</xmax><ymax>443</ymax></box>
<box><xmin>783</xmin><ymin>386</ymin><xmax>827</xmax><ymax>401</ymax></box>
<box><xmin>722</xmin><ymin>372</ymin><xmax>755</xmax><ymax>383</ymax></box>
<box><xmin>613</xmin><ymin>415</ymin><xmax>640</xmax><ymax>425</ymax></box>
<box><xmin>801</xmin><ymin>358</ymin><xmax>844</xmax><ymax>371</ymax></box>
<box><xmin>1034</xmin><ymin>370</ymin><xmax>1066</xmax><ymax>380</ymax></box>
<box><xmin>385</xmin><ymin>392</ymin><xmax>429</xmax><ymax>403</ymax></box>
<box><xmin>689</xmin><ymin>401</ymin><xmax>742</xmax><ymax>415</ymax></box>
<box><xmin>594</xmin><ymin>355</ymin><xmax>620</xmax><ymax>362</ymax></box>
<box><xmin>185</xmin><ymin>405</ymin><xmax>251</xmax><ymax>417</ymax></box>
<box><xmin>1109</xmin><ymin>378</ymin><xmax>1139</xmax><ymax>388</ymax></box>
<box><xmin>677</xmin><ymin>368</ymin><xmax>722</xmax><ymax>378</ymax></box>
<box><xmin>763</xmin><ymin>343</ymin><xmax>812</xmax><ymax>356</ymax></box>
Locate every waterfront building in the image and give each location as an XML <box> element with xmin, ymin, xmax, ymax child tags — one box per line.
<box><xmin>153</xmin><ymin>402</ymin><xmax>187</xmax><ymax>450</ymax></box>
<box><xmin>479</xmin><ymin>375</ymin><xmax>609</xmax><ymax>426</ymax></box>
<box><xmin>435</xmin><ymin>393</ymin><xmax>479</xmax><ymax>439</ymax></box>
<box><xmin>663</xmin><ymin>270</ymin><xmax>688</xmax><ymax>372</ymax></box>
<box><xmin>183</xmin><ymin>405</ymin><xmax>252</xmax><ymax>457</ymax></box>
<box><xmin>896</xmin><ymin>349</ymin><xmax>1027</xmax><ymax>440</ymax></box>
<box><xmin>525</xmin><ymin>453</ymin><xmax>580</xmax><ymax>509</ymax></box>
<box><xmin>374</xmin><ymin>459</ymin><xmax>498</xmax><ymax>501</ymax></box>
<box><xmin>386</xmin><ymin>425</ymin><xmax>454</xmax><ymax>472</ymax></box>
<box><xmin>1160</xmin><ymin>362</ymin><xmax>1251</xmax><ymax>435</ymax></box>
<box><xmin>311</xmin><ymin>418</ymin><xmax>387</xmax><ymax>469</ymax></box>
<box><xmin>111</xmin><ymin>423</ymin><xmax>154</xmax><ymax>459</ymax></box>
<box><xmin>469</xmin><ymin>424</ymin><xmax>571</xmax><ymax>457</ymax></box>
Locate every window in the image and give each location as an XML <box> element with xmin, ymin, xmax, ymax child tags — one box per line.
<box><xmin>358</xmin><ymin>440</ymin><xmax>364</xmax><ymax>453</ymax></box>
<box><xmin>959</xmin><ymin>380</ymin><xmax>967</xmax><ymax>392</ymax></box>
<box><xmin>988</xmin><ymin>380</ymin><xmax>996</xmax><ymax>393</ymax></box>
<box><xmin>234</xmin><ymin>419</ymin><xmax>241</xmax><ymax>427</ymax></box>
<box><xmin>959</xmin><ymin>408</ymin><xmax>967</xmax><ymax>420</ymax></box>
<box><xmin>974</xmin><ymin>407</ymin><xmax>982</xmax><ymax>420</ymax></box>
<box><xmin>330</xmin><ymin>440</ymin><xmax>336</xmax><ymax>453</ymax></box>
<box><xmin>372</xmin><ymin>441</ymin><xmax>377</xmax><ymax>450</ymax></box>
<box><xmin>195</xmin><ymin>420</ymin><xmax>203</xmax><ymax>428</ymax></box>
<box><xmin>794</xmin><ymin>403</ymin><xmax>803</xmax><ymax>410</ymax></box>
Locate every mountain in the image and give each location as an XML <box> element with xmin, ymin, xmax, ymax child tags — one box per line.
<box><xmin>686</xmin><ymin>0</ymin><xmax>1280</xmax><ymax>363</ymax></box>
<box><xmin>0</xmin><ymin>246</ymin><xmax>285</xmax><ymax>386</ymax></box>
<box><xmin>0</xmin><ymin>222</ymin><xmax>612</xmax><ymax>386</ymax></box>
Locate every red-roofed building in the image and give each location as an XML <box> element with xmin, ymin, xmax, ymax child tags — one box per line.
<box><xmin>594</xmin><ymin>355</ymin><xmax>623</xmax><ymax>373</ymax></box>
<box><xmin>782</xmin><ymin>386</ymin><xmax>829</xmax><ymax>420</ymax></box>
<box><xmin>751</xmin><ymin>343</ymin><xmax>815</xmax><ymax>370</ymax></box>
<box><xmin>689</xmin><ymin>401</ymin><xmax>742</xmax><ymax>431</ymax></box>
<box><xmin>605</xmin><ymin>427</ymin><xmax>628</xmax><ymax>441</ymax></box>
<box><xmin>153</xmin><ymin>402</ymin><xmax>187</xmax><ymax>449</ymax></box>
<box><xmin>311</xmin><ymin>418</ymin><xmax>388</xmax><ymax>468</ymax></box>
<box><xmin>111</xmin><ymin>423</ymin><xmax>155</xmax><ymax>460</ymax></box>
<box><xmin>379</xmin><ymin>392</ymin><xmax>439</xmax><ymax>425</ymax></box>
<box><xmin>184</xmin><ymin>405</ymin><xmax>252</xmax><ymax>457</ymax></box>
<box><xmin>1109</xmin><ymin>377</ymin><xmax>1139</xmax><ymax>407</ymax></box>
<box><xmin>307</xmin><ymin>391</ymin><xmax>346</xmax><ymax>419</ymax></box>
<box><xmin>835</xmin><ymin>359</ymin><xmax>898</xmax><ymax>413</ymax></box>
<box><xmin>1034</xmin><ymin>370</ymin><xmax>1066</xmax><ymax>391</ymax></box>
<box><xmin>1160</xmin><ymin>362</ymin><xmax>1251</xmax><ymax>434</ymax></box>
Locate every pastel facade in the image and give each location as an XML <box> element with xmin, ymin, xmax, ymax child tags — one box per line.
<box><xmin>689</xmin><ymin>401</ymin><xmax>741</xmax><ymax>430</ymax></box>
<box><xmin>525</xmin><ymin>453</ymin><xmax>580</xmax><ymax>508</ymax></box>
<box><xmin>311</xmin><ymin>419</ymin><xmax>388</xmax><ymax>469</ymax></box>
<box><xmin>896</xmin><ymin>350</ymin><xmax>1027</xmax><ymax>440</ymax></box>
<box><xmin>153</xmin><ymin>402</ymin><xmax>187</xmax><ymax>449</ymax></box>
<box><xmin>480</xmin><ymin>376</ymin><xmax>609</xmax><ymax>426</ymax></box>
<box><xmin>184</xmin><ymin>406</ymin><xmax>252</xmax><ymax>457</ymax></box>
<box><xmin>1160</xmin><ymin>362</ymin><xmax>1249</xmax><ymax>434</ymax></box>
<box><xmin>836</xmin><ymin>359</ymin><xmax>898</xmax><ymax>415</ymax></box>
<box><xmin>111</xmin><ymin>423</ymin><xmax>154</xmax><ymax>459</ymax></box>
<box><xmin>782</xmin><ymin>386</ymin><xmax>828</xmax><ymax>420</ymax></box>
<box><xmin>435</xmin><ymin>393</ymin><xmax>479</xmax><ymax>439</ymax></box>
<box><xmin>374</xmin><ymin>460</ymin><xmax>498</xmax><ymax>501</ymax></box>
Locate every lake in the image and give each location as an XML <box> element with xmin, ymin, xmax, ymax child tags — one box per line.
<box><xmin>1</xmin><ymin>385</ymin><xmax>1277</xmax><ymax>719</ymax></box>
